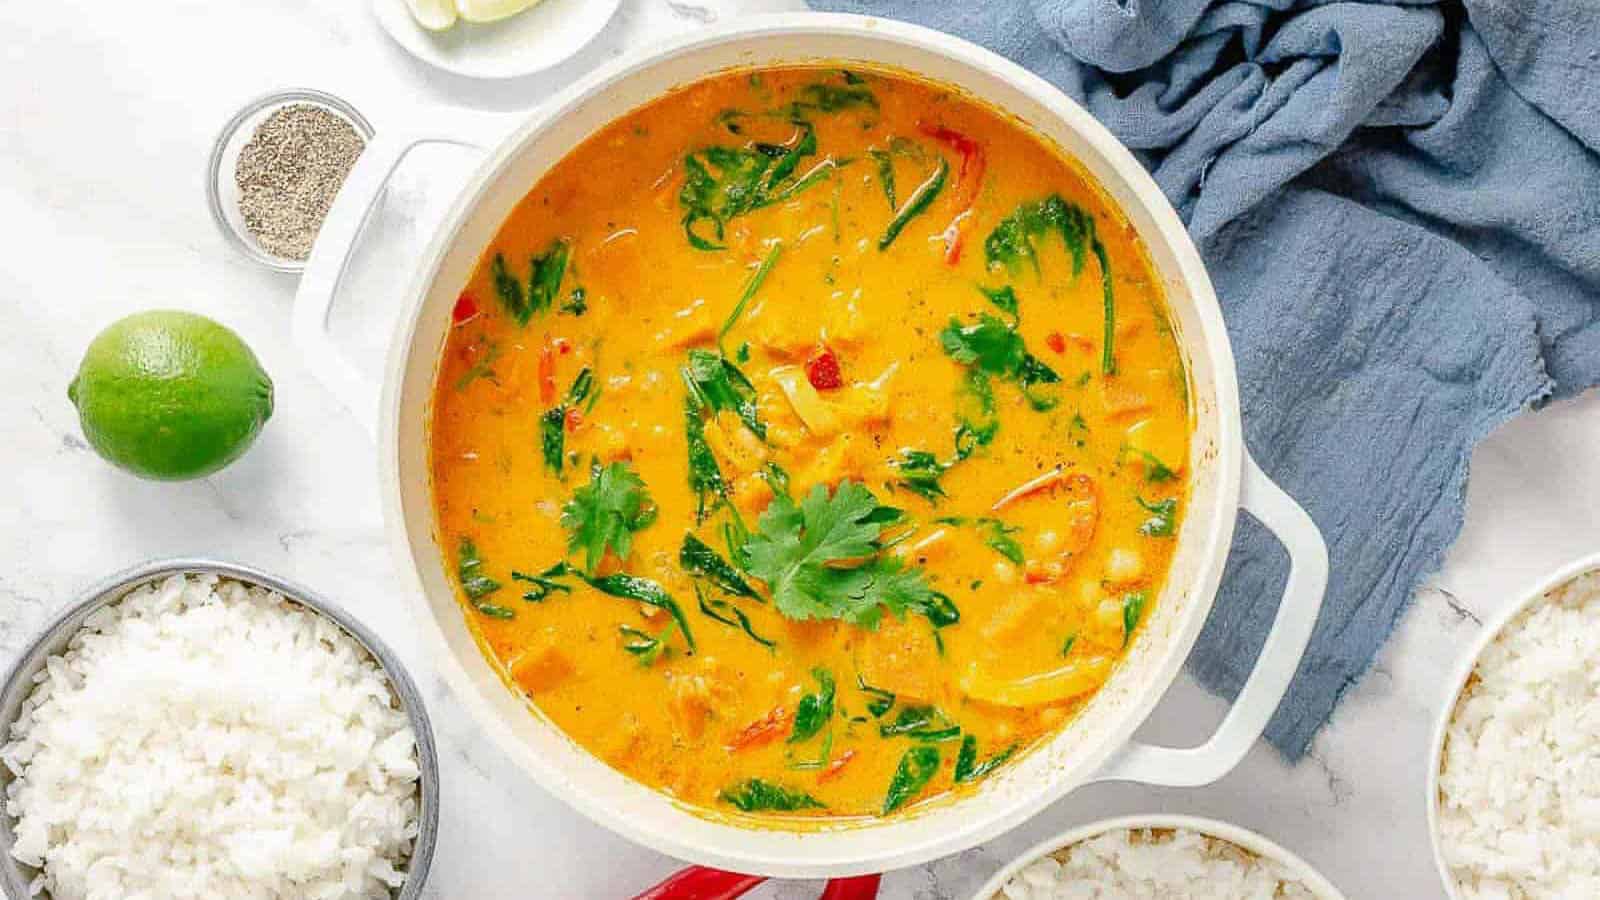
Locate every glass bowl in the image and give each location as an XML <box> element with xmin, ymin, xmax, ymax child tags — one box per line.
<box><xmin>207</xmin><ymin>88</ymin><xmax>376</xmax><ymax>273</ymax></box>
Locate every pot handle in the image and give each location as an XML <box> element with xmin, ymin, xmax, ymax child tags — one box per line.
<box><xmin>1089</xmin><ymin>449</ymin><xmax>1328</xmax><ymax>788</ymax></box>
<box><xmin>291</xmin><ymin>109</ymin><xmax>515</xmax><ymax>437</ymax></box>
<box><xmin>629</xmin><ymin>867</ymin><xmax>881</xmax><ymax>900</ymax></box>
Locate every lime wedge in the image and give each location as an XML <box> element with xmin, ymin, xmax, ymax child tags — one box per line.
<box><xmin>405</xmin><ymin>0</ymin><xmax>458</xmax><ymax>30</ymax></box>
<box><xmin>455</xmin><ymin>0</ymin><xmax>545</xmax><ymax>24</ymax></box>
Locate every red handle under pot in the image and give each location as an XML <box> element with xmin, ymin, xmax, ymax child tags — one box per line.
<box><xmin>630</xmin><ymin>866</ymin><xmax>881</xmax><ymax>900</ymax></box>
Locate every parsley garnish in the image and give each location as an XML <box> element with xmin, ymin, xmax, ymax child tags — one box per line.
<box><xmin>560</xmin><ymin>460</ymin><xmax>658</xmax><ymax>575</ymax></box>
<box><xmin>742</xmin><ymin>480</ymin><xmax>947</xmax><ymax>630</ymax></box>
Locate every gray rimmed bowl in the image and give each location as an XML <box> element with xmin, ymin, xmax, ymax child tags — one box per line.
<box><xmin>0</xmin><ymin>559</ymin><xmax>439</xmax><ymax>899</ymax></box>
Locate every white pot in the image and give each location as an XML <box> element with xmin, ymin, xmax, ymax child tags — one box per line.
<box><xmin>292</xmin><ymin>13</ymin><xmax>1329</xmax><ymax>879</ymax></box>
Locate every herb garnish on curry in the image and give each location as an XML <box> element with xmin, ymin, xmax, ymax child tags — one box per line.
<box><xmin>430</xmin><ymin>65</ymin><xmax>1191</xmax><ymax>819</ymax></box>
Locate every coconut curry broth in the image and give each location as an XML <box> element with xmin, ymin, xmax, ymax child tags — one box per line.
<box><xmin>430</xmin><ymin>66</ymin><xmax>1191</xmax><ymax>819</ymax></box>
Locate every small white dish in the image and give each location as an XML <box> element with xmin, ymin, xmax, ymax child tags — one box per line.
<box><xmin>1426</xmin><ymin>552</ymin><xmax>1600</xmax><ymax>899</ymax></box>
<box><xmin>371</xmin><ymin>0</ymin><xmax>622</xmax><ymax>80</ymax></box>
<box><xmin>971</xmin><ymin>814</ymin><xmax>1347</xmax><ymax>900</ymax></box>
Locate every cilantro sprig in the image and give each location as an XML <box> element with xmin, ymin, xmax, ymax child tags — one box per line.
<box><xmin>742</xmin><ymin>480</ymin><xmax>955</xmax><ymax>631</ymax></box>
<box><xmin>560</xmin><ymin>460</ymin><xmax>658</xmax><ymax>575</ymax></box>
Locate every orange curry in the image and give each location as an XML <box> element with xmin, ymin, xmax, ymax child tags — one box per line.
<box><xmin>429</xmin><ymin>65</ymin><xmax>1190</xmax><ymax>820</ymax></box>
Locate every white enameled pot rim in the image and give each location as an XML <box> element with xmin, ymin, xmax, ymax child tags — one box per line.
<box><xmin>969</xmin><ymin>814</ymin><xmax>1348</xmax><ymax>900</ymax></box>
<box><xmin>326</xmin><ymin>11</ymin><xmax>1322</xmax><ymax>878</ymax></box>
<box><xmin>375</xmin><ymin>13</ymin><xmax>1240</xmax><ymax>875</ymax></box>
<box><xmin>1425</xmin><ymin>551</ymin><xmax>1600</xmax><ymax>899</ymax></box>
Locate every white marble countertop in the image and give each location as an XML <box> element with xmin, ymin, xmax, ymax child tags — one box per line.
<box><xmin>4</xmin><ymin>1</ymin><xmax>1596</xmax><ymax>897</ymax></box>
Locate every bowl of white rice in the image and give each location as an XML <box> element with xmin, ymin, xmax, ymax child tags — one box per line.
<box><xmin>0</xmin><ymin>560</ymin><xmax>439</xmax><ymax>900</ymax></box>
<box><xmin>1429</xmin><ymin>554</ymin><xmax>1600</xmax><ymax>899</ymax></box>
<box><xmin>972</xmin><ymin>814</ymin><xmax>1346</xmax><ymax>900</ymax></box>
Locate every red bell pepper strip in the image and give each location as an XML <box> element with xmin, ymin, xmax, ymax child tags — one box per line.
<box><xmin>451</xmin><ymin>292</ymin><xmax>478</xmax><ymax>324</ymax></box>
<box><xmin>725</xmin><ymin>706</ymin><xmax>789</xmax><ymax>752</ymax></box>
<box><xmin>919</xmin><ymin>122</ymin><xmax>986</xmax><ymax>264</ymax></box>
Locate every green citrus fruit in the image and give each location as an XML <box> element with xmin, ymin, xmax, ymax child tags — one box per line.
<box><xmin>67</xmin><ymin>311</ymin><xmax>274</xmax><ymax>480</ymax></box>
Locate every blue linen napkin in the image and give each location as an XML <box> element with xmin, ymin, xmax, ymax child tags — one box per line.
<box><xmin>805</xmin><ymin>0</ymin><xmax>1600</xmax><ymax>757</ymax></box>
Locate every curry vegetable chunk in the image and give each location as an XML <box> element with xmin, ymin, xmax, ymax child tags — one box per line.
<box><xmin>429</xmin><ymin>65</ymin><xmax>1191</xmax><ymax>820</ymax></box>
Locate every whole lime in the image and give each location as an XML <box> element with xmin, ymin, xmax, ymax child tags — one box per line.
<box><xmin>67</xmin><ymin>311</ymin><xmax>274</xmax><ymax>480</ymax></box>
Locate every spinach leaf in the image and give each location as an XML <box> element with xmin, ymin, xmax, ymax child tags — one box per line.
<box><xmin>940</xmin><ymin>315</ymin><xmax>1061</xmax><ymax>409</ymax></box>
<box><xmin>984</xmin><ymin>194</ymin><xmax>1095</xmax><ymax>277</ymax></box>
<box><xmin>696</xmin><ymin>585</ymin><xmax>776</xmax><ymax>650</ymax></box>
<box><xmin>1122</xmin><ymin>591</ymin><xmax>1147</xmax><ymax>646</ymax></box>
<box><xmin>560</xmin><ymin>460</ymin><xmax>659</xmax><ymax>575</ymax></box>
<box><xmin>857</xmin><ymin>674</ymin><xmax>896</xmax><ymax>718</ymax></box>
<box><xmin>717</xmin><ymin>242</ymin><xmax>783</xmax><ymax>351</ymax></box>
<box><xmin>457</xmin><ymin>537</ymin><xmax>501</xmax><ymax>599</ymax></box>
<box><xmin>983</xmin><ymin>194</ymin><xmax>1117</xmax><ymax>373</ymax></box>
<box><xmin>1137</xmin><ymin>496</ymin><xmax>1177</xmax><ymax>537</ymax></box>
<box><xmin>953</xmin><ymin>735</ymin><xmax>1017</xmax><ymax>784</ymax></box>
<box><xmin>682</xmin><ymin>349</ymin><xmax>766</xmax><ymax>441</ymax></box>
<box><xmin>540</xmin><ymin>406</ymin><xmax>566</xmax><ymax>475</ymax></box>
<box><xmin>979</xmin><ymin>285</ymin><xmax>1019</xmax><ymax>322</ymax></box>
<box><xmin>879</xmin><ymin>705</ymin><xmax>961</xmax><ymax>742</ymax></box>
<box><xmin>679</xmin><ymin>123</ymin><xmax>834</xmax><ymax>251</ymax></box>
<box><xmin>619</xmin><ymin>621</ymin><xmax>677</xmax><ymax>667</ymax></box>
<box><xmin>683</xmin><ymin>395</ymin><xmax>728</xmax><ymax>522</ymax></box>
<box><xmin>490</xmin><ymin>253</ymin><xmax>528</xmax><ymax>324</ymax></box>
<box><xmin>454</xmin><ymin>341</ymin><xmax>502</xmax><ymax>392</ymax></box>
<box><xmin>458</xmin><ymin>538</ymin><xmax>513</xmax><ymax>618</ymax></box>
<box><xmin>512</xmin><ymin>564</ymin><xmax>573</xmax><ymax>603</ymax></box>
<box><xmin>528</xmin><ymin>238</ymin><xmax>570</xmax><ymax>316</ymax></box>
<box><xmin>719</xmin><ymin>778</ymin><xmax>825</xmax><ymax>813</ymax></box>
<box><xmin>1125</xmin><ymin>447</ymin><xmax>1176</xmax><ymax>483</ymax></box>
<box><xmin>537</xmin><ymin>562</ymin><xmax>697</xmax><ymax>653</ymax></box>
<box><xmin>560</xmin><ymin>286</ymin><xmax>588</xmax><ymax>316</ymax></box>
<box><xmin>792</xmin><ymin>82</ymin><xmax>878</xmax><ymax>114</ymax></box>
<box><xmin>789</xmin><ymin>668</ymin><xmax>836</xmax><ymax>744</ymax></box>
<box><xmin>978</xmin><ymin>518</ymin><xmax>1024</xmax><ymax>565</ymax></box>
<box><xmin>868</xmin><ymin>149</ymin><xmax>897</xmax><ymax>209</ymax></box>
<box><xmin>878</xmin><ymin>157</ymin><xmax>948</xmax><ymax>250</ymax></box>
<box><xmin>680</xmin><ymin>532</ymin><xmax>759</xmax><ymax>600</ymax></box>
<box><xmin>890</xmin><ymin>449</ymin><xmax>949</xmax><ymax>502</ymax></box>
<box><xmin>883</xmin><ymin>745</ymin><xmax>941</xmax><ymax>814</ymax></box>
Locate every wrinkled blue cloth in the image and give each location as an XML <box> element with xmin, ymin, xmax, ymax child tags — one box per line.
<box><xmin>807</xmin><ymin>0</ymin><xmax>1600</xmax><ymax>757</ymax></box>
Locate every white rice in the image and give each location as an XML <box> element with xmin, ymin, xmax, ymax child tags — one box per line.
<box><xmin>995</xmin><ymin>827</ymin><xmax>1319</xmax><ymax>900</ymax></box>
<box><xmin>1437</xmin><ymin>569</ymin><xmax>1600</xmax><ymax>899</ymax></box>
<box><xmin>1</xmin><ymin>573</ymin><xmax>421</xmax><ymax>900</ymax></box>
